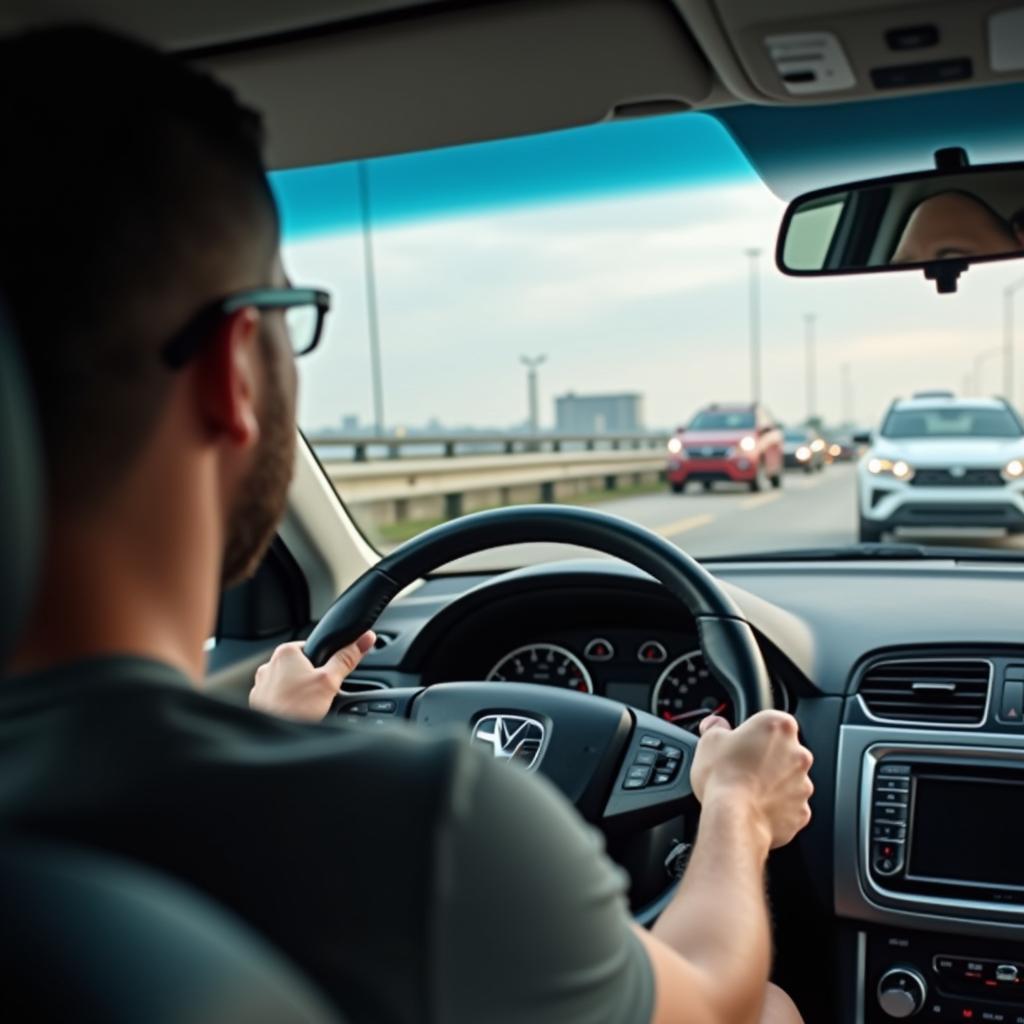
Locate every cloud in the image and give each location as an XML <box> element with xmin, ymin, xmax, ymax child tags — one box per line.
<box><xmin>283</xmin><ymin>180</ymin><xmax>1024</xmax><ymax>433</ymax></box>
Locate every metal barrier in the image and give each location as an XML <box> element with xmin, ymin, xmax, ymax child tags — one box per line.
<box><xmin>308</xmin><ymin>432</ymin><xmax>671</xmax><ymax>526</ymax></box>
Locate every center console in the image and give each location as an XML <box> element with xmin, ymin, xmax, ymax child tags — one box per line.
<box><xmin>836</xmin><ymin>722</ymin><xmax>1024</xmax><ymax>1022</ymax></box>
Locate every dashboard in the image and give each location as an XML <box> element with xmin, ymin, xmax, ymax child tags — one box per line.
<box><xmin>342</xmin><ymin>554</ymin><xmax>1024</xmax><ymax>1024</ymax></box>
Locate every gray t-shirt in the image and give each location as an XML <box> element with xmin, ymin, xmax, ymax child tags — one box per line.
<box><xmin>0</xmin><ymin>657</ymin><xmax>654</xmax><ymax>1024</ymax></box>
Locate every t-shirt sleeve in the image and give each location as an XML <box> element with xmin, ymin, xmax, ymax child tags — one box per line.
<box><xmin>431</xmin><ymin>743</ymin><xmax>655</xmax><ymax>1024</ymax></box>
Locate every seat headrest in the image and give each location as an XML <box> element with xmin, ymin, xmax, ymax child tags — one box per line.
<box><xmin>0</xmin><ymin>301</ymin><xmax>43</xmax><ymax>663</ymax></box>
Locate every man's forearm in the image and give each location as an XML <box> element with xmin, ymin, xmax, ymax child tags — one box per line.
<box><xmin>651</xmin><ymin>794</ymin><xmax>772</xmax><ymax>1022</ymax></box>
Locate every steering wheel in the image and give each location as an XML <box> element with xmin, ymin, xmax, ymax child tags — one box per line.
<box><xmin>305</xmin><ymin>505</ymin><xmax>772</xmax><ymax>830</ymax></box>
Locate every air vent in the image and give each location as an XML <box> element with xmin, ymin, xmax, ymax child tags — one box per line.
<box><xmin>858</xmin><ymin>659</ymin><xmax>991</xmax><ymax>725</ymax></box>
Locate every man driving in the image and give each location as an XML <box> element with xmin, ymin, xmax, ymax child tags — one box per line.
<box><xmin>0</xmin><ymin>26</ymin><xmax>811</xmax><ymax>1024</ymax></box>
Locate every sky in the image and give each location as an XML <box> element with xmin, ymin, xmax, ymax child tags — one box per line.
<box><xmin>273</xmin><ymin>113</ymin><xmax>1024</xmax><ymax>436</ymax></box>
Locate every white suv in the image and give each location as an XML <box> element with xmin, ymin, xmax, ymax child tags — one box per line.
<box><xmin>857</xmin><ymin>394</ymin><xmax>1024</xmax><ymax>542</ymax></box>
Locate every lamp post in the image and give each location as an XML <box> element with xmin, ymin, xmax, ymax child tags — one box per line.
<box><xmin>804</xmin><ymin>313</ymin><xmax>817</xmax><ymax>423</ymax></box>
<box><xmin>357</xmin><ymin>162</ymin><xmax>386</xmax><ymax>434</ymax></box>
<box><xmin>745</xmin><ymin>248</ymin><xmax>763</xmax><ymax>404</ymax></box>
<box><xmin>520</xmin><ymin>355</ymin><xmax>546</xmax><ymax>433</ymax></box>
<box><xmin>1004</xmin><ymin>276</ymin><xmax>1024</xmax><ymax>404</ymax></box>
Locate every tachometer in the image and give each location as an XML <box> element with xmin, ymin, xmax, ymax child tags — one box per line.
<box><xmin>487</xmin><ymin>644</ymin><xmax>593</xmax><ymax>693</ymax></box>
<box><xmin>652</xmin><ymin>649</ymin><xmax>788</xmax><ymax>732</ymax></box>
<box><xmin>652</xmin><ymin>650</ymin><xmax>733</xmax><ymax>733</ymax></box>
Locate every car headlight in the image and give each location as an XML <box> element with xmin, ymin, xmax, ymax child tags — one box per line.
<box><xmin>667</xmin><ymin>437</ymin><xmax>683</xmax><ymax>455</ymax></box>
<box><xmin>738</xmin><ymin>435</ymin><xmax>756</xmax><ymax>453</ymax></box>
<box><xmin>828</xmin><ymin>443</ymin><xmax>842</xmax><ymax>458</ymax></box>
<box><xmin>796</xmin><ymin>446</ymin><xmax>811</xmax><ymax>461</ymax></box>
<box><xmin>1003</xmin><ymin>459</ymin><xmax>1024</xmax><ymax>481</ymax></box>
<box><xmin>810</xmin><ymin>438</ymin><xmax>826</xmax><ymax>453</ymax></box>
<box><xmin>867</xmin><ymin>457</ymin><xmax>914</xmax><ymax>481</ymax></box>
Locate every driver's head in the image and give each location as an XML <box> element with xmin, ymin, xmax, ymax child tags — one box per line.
<box><xmin>0</xmin><ymin>26</ymin><xmax>295</xmax><ymax>587</ymax></box>
<box><xmin>891</xmin><ymin>190</ymin><xmax>1023</xmax><ymax>264</ymax></box>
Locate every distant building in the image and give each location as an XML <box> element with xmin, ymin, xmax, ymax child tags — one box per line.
<box><xmin>555</xmin><ymin>393</ymin><xmax>644</xmax><ymax>434</ymax></box>
<box><xmin>340</xmin><ymin>414</ymin><xmax>360</xmax><ymax>433</ymax></box>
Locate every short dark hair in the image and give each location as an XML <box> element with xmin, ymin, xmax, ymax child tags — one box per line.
<box><xmin>0</xmin><ymin>26</ymin><xmax>279</xmax><ymax>507</ymax></box>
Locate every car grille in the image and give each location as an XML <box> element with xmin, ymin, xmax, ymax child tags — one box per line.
<box><xmin>684</xmin><ymin>446</ymin><xmax>730</xmax><ymax>458</ymax></box>
<box><xmin>911</xmin><ymin>468</ymin><xmax>1004</xmax><ymax>487</ymax></box>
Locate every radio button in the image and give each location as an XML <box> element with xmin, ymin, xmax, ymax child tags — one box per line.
<box><xmin>873</xmin><ymin>823</ymin><xmax>907</xmax><ymax>841</ymax></box>
<box><xmin>878</xmin><ymin>763</ymin><xmax>912</xmax><ymax>776</ymax></box>
<box><xmin>996</xmin><ymin>964</ymin><xmax>1019</xmax><ymax>983</ymax></box>
<box><xmin>875</xmin><ymin>804</ymin><xmax>908</xmax><ymax>821</ymax></box>
<box><xmin>875</xmin><ymin>778</ymin><xmax>911</xmax><ymax>793</ymax></box>
<box><xmin>875</xmin><ymin>790</ymin><xmax>909</xmax><ymax>805</ymax></box>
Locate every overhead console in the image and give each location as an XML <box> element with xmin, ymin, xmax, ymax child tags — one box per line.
<box><xmin>683</xmin><ymin>0</ymin><xmax>1024</xmax><ymax>103</ymax></box>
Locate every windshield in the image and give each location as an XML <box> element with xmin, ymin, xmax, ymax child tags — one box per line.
<box><xmin>688</xmin><ymin>410</ymin><xmax>755</xmax><ymax>431</ymax></box>
<box><xmin>882</xmin><ymin>407</ymin><xmax>1023</xmax><ymax>439</ymax></box>
<box><xmin>273</xmin><ymin>107</ymin><xmax>1024</xmax><ymax>563</ymax></box>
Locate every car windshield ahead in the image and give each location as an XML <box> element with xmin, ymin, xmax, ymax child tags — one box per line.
<box><xmin>883</xmin><ymin>408</ymin><xmax>1023</xmax><ymax>439</ymax></box>
<box><xmin>272</xmin><ymin>103</ymin><xmax>1024</xmax><ymax>565</ymax></box>
<box><xmin>784</xmin><ymin>430</ymin><xmax>809</xmax><ymax>442</ymax></box>
<box><xmin>688</xmin><ymin>411</ymin><xmax>755</xmax><ymax>431</ymax></box>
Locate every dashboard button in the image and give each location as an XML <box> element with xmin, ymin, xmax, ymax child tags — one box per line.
<box><xmin>626</xmin><ymin>765</ymin><xmax>652</xmax><ymax>786</ymax></box>
<box><xmin>875</xmin><ymin>790</ymin><xmax>909</xmax><ymax>805</ymax></box>
<box><xmin>661</xmin><ymin>745</ymin><xmax>683</xmax><ymax>762</ymax></box>
<box><xmin>875</xmin><ymin>804</ymin><xmax>908</xmax><ymax>821</ymax></box>
<box><xmin>584</xmin><ymin>638</ymin><xmax>615</xmax><ymax>662</ymax></box>
<box><xmin>878</xmin><ymin>763</ymin><xmax>912</xmax><ymax>776</ymax></box>
<box><xmin>873</xmin><ymin>823</ymin><xmax>907</xmax><ymax>841</ymax></box>
<box><xmin>634</xmin><ymin>749</ymin><xmax>657</xmax><ymax>766</ymax></box>
<box><xmin>623</xmin><ymin>777</ymin><xmax>646</xmax><ymax>790</ymax></box>
<box><xmin>342</xmin><ymin>703</ymin><xmax>367</xmax><ymax>716</ymax></box>
<box><xmin>1000</xmin><ymin>681</ymin><xmax>1024</xmax><ymax>723</ymax></box>
<box><xmin>875</xmin><ymin>778</ymin><xmax>910</xmax><ymax>792</ymax></box>
<box><xmin>367</xmin><ymin>700</ymin><xmax>396</xmax><ymax>714</ymax></box>
<box><xmin>652</xmin><ymin>771</ymin><xmax>673</xmax><ymax>785</ymax></box>
<box><xmin>640</xmin><ymin>736</ymin><xmax>663</xmax><ymax>749</ymax></box>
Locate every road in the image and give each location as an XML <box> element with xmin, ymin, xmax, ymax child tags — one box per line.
<box><xmin>440</xmin><ymin>463</ymin><xmax>1024</xmax><ymax>570</ymax></box>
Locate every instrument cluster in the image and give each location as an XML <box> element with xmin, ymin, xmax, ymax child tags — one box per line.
<box><xmin>485</xmin><ymin>630</ymin><xmax>789</xmax><ymax>733</ymax></box>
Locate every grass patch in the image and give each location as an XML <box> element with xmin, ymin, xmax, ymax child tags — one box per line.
<box><xmin>370</xmin><ymin>479</ymin><xmax>666</xmax><ymax>547</ymax></box>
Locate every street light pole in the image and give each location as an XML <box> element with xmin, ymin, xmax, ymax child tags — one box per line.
<box><xmin>357</xmin><ymin>161</ymin><xmax>386</xmax><ymax>434</ymax></box>
<box><xmin>1005</xmin><ymin>276</ymin><xmax>1024</xmax><ymax>404</ymax></box>
<box><xmin>520</xmin><ymin>355</ymin><xmax>546</xmax><ymax>433</ymax></box>
<box><xmin>804</xmin><ymin>313</ymin><xmax>817</xmax><ymax>424</ymax></box>
<box><xmin>745</xmin><ymin>248</ymin><xmax>762</xmax><ymax>404</ymax></box>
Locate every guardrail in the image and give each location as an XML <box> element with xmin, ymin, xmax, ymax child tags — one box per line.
<box><xmin>306</xmin><ymin>432</ymin><xmax>669</xmax><ymax>462</ymax></box>
<box><xmin>308</xmin><ymin>432</ymin><xmax>671</xmax><ymax>526</ymax></box>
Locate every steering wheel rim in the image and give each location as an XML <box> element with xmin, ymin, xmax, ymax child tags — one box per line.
<box><xmin>305</xmin><ymin>504</ymin><xmax>773</xmax><ymax>721</ymax></box>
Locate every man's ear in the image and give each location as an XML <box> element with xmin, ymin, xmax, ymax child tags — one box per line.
<box><xmin>194</xmin><ymin>307</ymin><xmax>263</xmax><ymax>450</ymax></box>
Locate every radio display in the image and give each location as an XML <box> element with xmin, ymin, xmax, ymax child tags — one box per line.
<box><xmin>909</xmin><ymin>775</ymin><xmax>1024</xmax><ymax>889</ymax></box>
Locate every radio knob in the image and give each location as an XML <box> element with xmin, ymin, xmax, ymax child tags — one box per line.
<box><xmin>877</xmin><ymin>966</ymin><xmax>927</xmax><ymax>1018</ymax></box>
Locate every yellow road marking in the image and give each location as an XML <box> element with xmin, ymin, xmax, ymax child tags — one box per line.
<box><xmin>738</xmin><ymin>492</ymin><xmax>782</xmax><ymax>511</ymax></box>
<box><xmin>654</xmin><ymin>514</ymin><xmax>715</xmax><ymax>538</ymax></box>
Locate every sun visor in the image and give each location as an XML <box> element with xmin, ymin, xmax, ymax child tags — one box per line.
<box><xmin>195</xmin><ymin>0</ymin><xmax>714</xmax><ymax>170</ymax></box>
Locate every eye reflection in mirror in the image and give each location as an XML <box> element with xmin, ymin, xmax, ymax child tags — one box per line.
<box><xmin>891</xmin><ymin>191</ymin><xmax>1024</xmax><ymax>264</ymax></box>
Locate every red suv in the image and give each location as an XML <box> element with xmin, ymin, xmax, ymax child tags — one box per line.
<box><xmin>667</xmin><ymin>403</ymin><xmax>784</xmax><ymax>493</ymax></box>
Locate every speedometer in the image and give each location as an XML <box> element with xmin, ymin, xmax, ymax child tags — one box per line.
<box><xmin>487</xmin><ymin>644</ymin><xmax>593</xmax><ymax>693</ymax></box>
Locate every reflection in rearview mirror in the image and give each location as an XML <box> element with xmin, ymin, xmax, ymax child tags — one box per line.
<box><xmin>777</xmin><ymin>151</ymin><xmax>1024</xmax><ymax>293</ymax></box>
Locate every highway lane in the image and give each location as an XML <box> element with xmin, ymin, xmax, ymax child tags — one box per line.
<box><xmin>441</xmin><ymin>462</ymin><xmax>1024</xmax><ymax>571</ymax></box>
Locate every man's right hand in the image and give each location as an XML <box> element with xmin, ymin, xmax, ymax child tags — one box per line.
<box><xmin>690</xmin><ymin>710</ymin><xmax>814</xmax><ymax>850</ymax></box>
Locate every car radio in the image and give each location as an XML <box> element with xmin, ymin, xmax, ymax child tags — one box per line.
<box><xmin>866</xmin><ymin>756</ymin><xmax>1024</xmax><ymax>908</ymax></box>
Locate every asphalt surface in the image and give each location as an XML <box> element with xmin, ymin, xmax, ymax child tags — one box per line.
<box><xmin>440</xmin><ymin>462</ymin><xmax>1024</xmax><ymax>571</ymax></box>
<box><xmin>599</xmin><ymin>462</ymin><xmax>1024</xmax><ymax>558</ymax></box>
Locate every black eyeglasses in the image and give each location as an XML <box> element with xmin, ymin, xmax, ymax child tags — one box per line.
<box><xmin>160</xmin><ymin>287</ymin><xmax>331</xmax><ymax>369</ymax></box>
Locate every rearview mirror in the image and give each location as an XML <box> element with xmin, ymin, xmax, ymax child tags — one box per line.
<box><xmin>776</xmin><ymin>148</ymin><xmax>1024</xmax><ymax>293</ymax></box>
